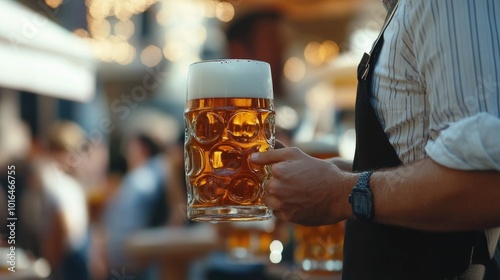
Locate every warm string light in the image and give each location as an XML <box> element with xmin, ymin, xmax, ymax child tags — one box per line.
<box><xmin>282</xmin><ymin>40</ymin><xmax>340</xmax><ymax>83</ymax></box>
<box><xmin>77</xmin><ymin>0</ymin><xmax>236</xmax><ymax>65</ymax></box>
<box><xmin>214</xmin><ymin>1</ymin><xmax>235</xmax><ymax>22</ymax></box>
<box><xmin>76</xmin><ymin>0</ymin><xmax>160</xmax><ymax>65</ymax></box>
<box><xmin>159</xmin><ymin>0</ymin><xmax>233</xmax><ymax>63</ymax></box>
<box><xmin>141</xmin><ymin>45</ymin><xmax>162</xmax><ymax>67</ymax></box>
<box><xmin>304</xmin><ymin>40</ymin><xmax>339</xmax><ymax>66</ymax></box>
<box><xmin>76</xmin><ymin>0</ymin><xmax>342</xmax><ymax>84</ymax></box>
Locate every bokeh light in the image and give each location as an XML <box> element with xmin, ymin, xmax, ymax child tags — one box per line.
<box><xmin>114</xmin><ymin>20</ymin><xmax>135</xmax><ymax>40</ymax></box>
<box><xmin>141</xmin><ymin>45</ymin><xmax>163</xmax><ymax>67</ymax></box>
<box><xmin>304</xmin><ymin>40</ymin><xmax>340</xmax><ymax>66</ymax></box>
<box><xmin>83</xmin><ymin>0</ymin><xmax>160</xmax><ymax>64</ymax></box>
<box><xmin>269</xmin><ymin>240</ymin><xmax>284</xmax><ymax>264</ymax></box>
<box><xmin>305</xmin><ymin>83</ymin><xmax>335</xmax><ymax>110</ymax></box>
<box><xmin>284</xmin><ymin>57</ymin><xmax>306</xmax><ymax>82</ymax></box>
<box><xmin>163</xmin><ymin>41</ymin><xmax>185</xmax><ymax>62</ymax></box>
<box><xmin>73</xmin><ymin>28</ymin><xmax>90</xmax><ymax>38</ymax></box>
<box><xmin>45</xmin><ymin>0</ymin><xmax>63</xmax><ymax>9</ymax></box>
<box><xmin>215</xmin><ymin>1</ymin><xmax>235</xmax><ymax>22</ymax></box>
<box><xmin>89</xmin><ymin>19</ymin><xmax>111</xmax><ymax>40</ymax></box>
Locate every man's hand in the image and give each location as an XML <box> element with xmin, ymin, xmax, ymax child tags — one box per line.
<box><xmin>251</xmin><ymin>147</ymin><xmax>356</xmax><ymax>226</ymax></box>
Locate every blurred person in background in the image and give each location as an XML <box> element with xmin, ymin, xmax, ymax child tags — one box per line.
<box><xmin>103</xmin><ymin>108</ymin><xmax>184</xmax><ymax>279</ymax></box>
<box><xmin>0</xmin><ymin>113</ymin><xmax>51</xmax><ymax>269</ymax></box>
<box><xmin>78</xmin><ymin>140</ymin><xmax>112</xmax><ymax>280</ymax></box>
<box><xmin>0</xmin><ymin>116</ymin><xmax>32</xmax><ymax>241</ymax></box>
<box><xmin>37</xmin><ymin>120</ymin><xmax>91</xmax><ymax>280</ymax></box>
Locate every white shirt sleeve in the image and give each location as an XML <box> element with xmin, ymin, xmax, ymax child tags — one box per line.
<box><xmin>371</xmin><ymin>0</ymin><xmax>500</xmax><ymax>165</ymax></box>
<box><xmin>409</xmin><ymin>0</ymin><xmax>500</xmax><ymax>170</ymax></box>
<box><xmin>425</xmin><ymin>112</ymin><xmax>500</xmax><ymax>171</ymax></box>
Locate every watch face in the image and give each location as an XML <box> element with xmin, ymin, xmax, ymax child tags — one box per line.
<box><xmin>354</xmin><ymin>192</ymin><xmax>371</xmax><ymax>213</ymax></box>
<box><xmin>352</xmin><ymin>189</ymin><xmax>372</xmax><ymax>220</ymax></box>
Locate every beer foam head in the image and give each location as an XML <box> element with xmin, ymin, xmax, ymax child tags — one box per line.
<box><xmin>187</xmin><ymin>59</ymin><xmax>273</xmax><ymax>100</ymax></box>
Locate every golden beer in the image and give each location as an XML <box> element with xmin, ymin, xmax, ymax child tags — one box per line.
<box><xmin>294</xmin><ymin>222</ymin><xmax>345</xmax><ymax>273</ymax></box>
<box><xmin>225</xmin><ymin>219</ymin><xmax>275</xmax><ymax>260</ymax></box>
<box><xmin>185</xmin><ymin>60</ymin><xmax>275</xmax><ymax>221</ymax></box>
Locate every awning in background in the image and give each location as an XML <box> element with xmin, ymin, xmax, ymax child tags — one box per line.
<box><xmin>0</xmin><ymin>0</ymin><xmax>96</xmax><ymax>102</ymax></box>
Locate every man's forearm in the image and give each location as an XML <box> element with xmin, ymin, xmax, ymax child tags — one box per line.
<box><xmin>369</xmin><ymin>158</ymin><xmax>500</xmax><ymax>231</ymax></box>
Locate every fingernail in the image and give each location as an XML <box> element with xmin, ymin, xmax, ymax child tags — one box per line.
<box><xmin>250</xmin><ymin>152</ymin><xmax>259</xmax><ymax>161</ymax></box>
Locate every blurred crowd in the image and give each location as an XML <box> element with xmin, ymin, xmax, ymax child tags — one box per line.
<box><xmin>0</xmin><ymin>106</ymin><xmax>188</xmax><ymax>279</ymax></box>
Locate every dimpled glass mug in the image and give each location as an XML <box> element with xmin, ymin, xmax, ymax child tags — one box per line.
<box><xmin>184</xmin><ymin>59</ymin><xmax>275</xmax><ymax>222</ymax></box>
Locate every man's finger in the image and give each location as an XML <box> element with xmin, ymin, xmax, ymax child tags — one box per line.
<box><xmin>250</xmin><ymin>147</ymin><xmax>304</xmax><ymax>165</ymax></box>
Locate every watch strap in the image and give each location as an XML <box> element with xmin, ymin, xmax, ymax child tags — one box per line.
<box><xmin>356</xmin><ymin>170</ymin><xmax>373</xmax><ymax>189</ymax></box>
<box><xmin>350</xmin><ymin>170</ymin><xmax>374</xmax><ymax>221</ymax></box>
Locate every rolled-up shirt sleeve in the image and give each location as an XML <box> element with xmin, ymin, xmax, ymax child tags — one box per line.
<box><xmin>425</xmin><ymin>112</ymin><xmax>500</xmax><ymax>171</ymax></box>
<box><xmin>411</xmin><ymin>1</ymin><xmax>500</xmax><ymax>171</ymax></box>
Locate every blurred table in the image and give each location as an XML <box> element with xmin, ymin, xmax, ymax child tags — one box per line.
<box><xmin>126</xmin><ymin>224</ymin><xmax>220</xmax><ymax>280</ymax></box>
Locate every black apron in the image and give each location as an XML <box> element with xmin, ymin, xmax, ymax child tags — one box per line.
<box><xmin>342</xmin><ymin>3</ymin><xmax>481</xmax><ymax>279</ymax></box>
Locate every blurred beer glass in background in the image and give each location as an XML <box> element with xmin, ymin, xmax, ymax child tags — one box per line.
<box><xmin>225</xmin><ymin>218</ymin><xmax>275</xmax><ymax>261</ymax></box>
<box><xmin>294</xmin><ymin>222</ymin><xmax>345</xmax><ymax>273</ymax></box>
<box><xmin>184</xmin><ymin>59</ymin><xmax>275</xmax><ymax>221</ymax></box>
<box><xmin>293</xmin><ymin>141</ymin><xmax>345</xmax><ymax>273</ymax></box>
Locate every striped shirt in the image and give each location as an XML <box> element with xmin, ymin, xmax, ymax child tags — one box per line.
<box><xmin>372</xmin><ymin>0</ymin><xmax>500</xmax><ymax>170</ymax></box>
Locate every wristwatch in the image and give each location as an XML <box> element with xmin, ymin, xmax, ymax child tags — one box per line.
<box><xmin>348</xmin><ymin>171</ymin><xmax>374</xmax><ymax>221</ymax></box>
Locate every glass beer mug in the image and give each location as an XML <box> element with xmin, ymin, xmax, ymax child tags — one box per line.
<box><xmin>184</xmin><ymin>59</ymin><xmax>275</xmax><ymax>222</ymax></box>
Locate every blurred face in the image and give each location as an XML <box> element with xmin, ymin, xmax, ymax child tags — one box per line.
<box><xmin>125</xmin><ymin>137</ymin><xmax>151</xmax><ymax>170</ymax></box>
<box><xmin>53</xmin><ymin>149</ymin><xmax>78</xmax><ymax>175</ymax></box>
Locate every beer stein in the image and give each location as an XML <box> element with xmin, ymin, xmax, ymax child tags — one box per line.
<box><xmin>184</xmin><ymin>59</ymin><xmax>275</xmax><ymax>222</ymax></box>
